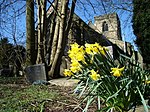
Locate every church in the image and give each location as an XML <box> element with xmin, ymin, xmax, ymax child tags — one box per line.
<box><xmin>45</xmin><ymin>7</ymin><xmax>142</xmax><ymax>75</ymax></box>
<box><xmin>46</xmin><ymin>7</ymin><xmax>133</xmax><ymax>57</ymax></box>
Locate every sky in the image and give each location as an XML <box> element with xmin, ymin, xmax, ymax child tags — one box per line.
<box><xmin>0</xmin><ymin>0</ymin><xmax>137</xmax><ymax>50</ymax></box>
<box><xmin>0</xmin><ymin>0</ymin><xmax>26</xmax><ymax>45</ymax></box>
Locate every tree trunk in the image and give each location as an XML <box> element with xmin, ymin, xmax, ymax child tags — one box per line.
<box><xmin>46</xmin><ymin>0</ymin><xmax>59</xmax><ymax>65</ymax></box>
<box><xmin>49</xmin><ymin>16</ymin><xmax>60</xmax><ymax>65</ymax></box>
<box><xmin>26</xmin><ymin>0</ymin><xmax>35</xmax><ymax>65</ymax></box>
<box><xmin>65</xmin><ymin>0</ymin><xmax>77</xmax><ymax>35</ymax></box>
<box><xmin>48</xmin><ymin>0</ymin><xmax>69</xmax><ymax>77</ymax></box>
<box><xmin>36</xmin><ymin>0</ymin><xmax>47</xmax><ymax>64</ymax></box>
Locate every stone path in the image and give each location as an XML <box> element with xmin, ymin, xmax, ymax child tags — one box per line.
<box><xmin>48</xmin><ymin>78</ymin><xmax>79</xmax><ymax>87</ymax></box>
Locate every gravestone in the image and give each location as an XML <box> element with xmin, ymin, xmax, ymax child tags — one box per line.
<box><xmin>25</xmin><ymin>64</ymin><xmax>47</xmax><ymax>83</ymax></box>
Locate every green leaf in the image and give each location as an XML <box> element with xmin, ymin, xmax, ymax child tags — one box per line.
<box><xmin>136</xmin><ymin>86</ymin><xmax>149</xmax><ymax>112</ymax></box>
<box><xmin>98</xmin><ymin>95</ymin><xmax>101</xmax><ymax>110</ymax></box>
<box><xmin>74</xmin><ymin>81</ymin><xmax>83</xmax><ymax>94</ymax></box>
<box><xmin>106</xmin><ymin>80</ymin><xmax>132</xmax><ymax>102</ymax></box>
<box><xmin>83</xmin><ymin>96</ymin><xmax>94</xmax><ymax>112</ymax></box>
<box><xmin>79</xmin><ymin>78</ymin><xmax>89</xmax><ymax>98</ymax></box>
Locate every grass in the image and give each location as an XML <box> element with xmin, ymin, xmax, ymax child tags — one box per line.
<box><xmin>0</xmin><ymin>77</ymin><xmax>97</xmax><ymax>112</ymax></box>
<box><xmin>0</xmin><ymin>77</ymin><xmax>88</xmax><ymax>112</ymax></box>
<box><xmin>0</xmin><ymin>76</ymin><xmax>24</xmax><ymax>84</ymax></box>
<box><xmin>0</xmin><ymin>84</ymin><xmax>60</xmax><ymax>112</ymax></box>
<box><xmin>0</xmin><ymin>77</ymin><xmax>69</xmax><ymax>112</ymax></box>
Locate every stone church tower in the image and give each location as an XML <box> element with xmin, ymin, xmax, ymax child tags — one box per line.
<box><xmin>94</xmin><ymin>13</ymin><xmax>122</xmax><ymax>41</ymax></box>
<box><xmin>88</xmin><ymin>13</ymin><xmax>131</xmax><ymax>53</ymax></box>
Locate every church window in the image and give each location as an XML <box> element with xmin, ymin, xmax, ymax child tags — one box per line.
<box><xmin>102</xmin><ymin>21</ymin><xmax>108</xmax><ymax>32</ymax></box>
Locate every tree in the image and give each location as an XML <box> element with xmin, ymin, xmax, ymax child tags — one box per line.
<box><xmin>26</xmin><ymin>0</ymin><xmax>36</xmax><ymax>65</ymax></box>
<box><xmin>0</xmin><ymin>1</ymin><xmax>26</xmax><ymax>76</ymax></box>
<box><xmin>33</xmin><ymin>0</ymin><xmax>77</xmax><ymax>78</ymax></box>
<box><xmin>47</xmin><ymin>0</ymin><xmax>69</xmax><ymax>77</ymax></box>
<box><xmin>132</xmin><ymin>0</ymin><xmax>150</xmax><ymax>64</ymax></box>
<box><xmin>0</xmin><ymin>0</ymin><xmax>26</xmax><ymax>44</ymax></box>
<box><xmin>0</xmin><ymin>38</ymin><xmax>13</xmax><ymax>68</ymax></box>
<box><xmin>48</xmin><ymin>0</ymin><xmax>77</xmax><ymax>78</ymax></box>
<box><xmin>36</xmin><ymin>0</ymin><xmax>47</xmax><ymax>64</ymax></box>
<box><xmin>0</xmin><ymin>38</ymin><xmax>25</xmax><ymax>76</ymax></box>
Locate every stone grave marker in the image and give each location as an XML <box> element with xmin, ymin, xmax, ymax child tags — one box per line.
<box><xmin>25</xmin><ymin>64</ymin><xmax>47</xmax><ymax>83</ymax></box>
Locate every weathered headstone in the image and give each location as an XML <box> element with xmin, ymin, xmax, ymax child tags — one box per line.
<box><xmin>25</xmin><ymin>64</ymin><xmax>47</xmax><ymax>83</ymax></box>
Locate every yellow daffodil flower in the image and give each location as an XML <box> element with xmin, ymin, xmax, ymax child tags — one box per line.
<box><xmin>69</xmin><ymin>43</ymin><xmax>85</xmax><ymax>62</ymax></box>
<box><xmin>76</xmin><ymin>53</ymin><xmax>85</xmax><ymax>61</ymax></box>
<box><xmin>99</xmin><ymin>46</ymin><xmax>108</xmax><ymax>56</ymax></box>
<box><xmin>145</xmin><ymin>76</ymin><xmax>150</xmax><ymax>84</ymax></box>
<box><xmin>110</xmin><ymin>66</ymin><xmax>125</xmax><ymax>77</ymax></box>
<box><xmin>85</xmin><ymin>43</ymin><xmax>93</xmax><ymax>54</ymax></box>
<box><xmin>145</xmin><ymin>80</ymin><xmax>150</xmax><ymax>84</ymax></box>
<box><xmin>70</xmin><ymin>60</ymin><xmax>81</xmax><ymax>73</ymax></box>
<box><xmin>64</xmin><ymin>69</ymin><xmax>72</xmax><ymax>77</ymax></box>
<box><xmin>70</xmin><ymin>43</ymin><xmax>79</xmax><ymax>51</ymax></box>
<box><xmin>85</xmin><ymin>42</ymin><xmax>108</xmax><ymax>56</ymax></box>
<box><xmin>70</xmin><ymin>66</ymin><xmax>80</xmax><ymax>73</ymax></box>
<box><xmin>90</xmin><ymin>69</ymin><xmax>100</xmax><ymax>81</ymax></box>
<box><xmin>92</xmin><ymin>43</ymin><xmax>100</xmax><ymax>53</ymax></box>
<box><xmin>68</xmin><ymin>43</ymin><xmax>80</xmax><ymax>58</ymax></box>
<box><xmin>71</xmin><ymin>60</ymin><xmax>80</xmax><ymax>67</ymax></box>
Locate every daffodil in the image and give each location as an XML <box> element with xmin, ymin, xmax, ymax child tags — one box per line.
<box><xmin>145</xmin><ymin>76</ymin><xmax>150</xmax><ymax>84</ymax></box>
<box><xmin>85</xmin><ymin>43</ymin><xmax>93</xmax><ymax>54</ymax></box>
<box><xmin>92</xmin><ymin>43</ymin><xmax>100</xmax><ymax>53</ymax></box>
<box><xmin>145</xmin><ymin>80</ymin><xmax>150</xmax><ymax>84</ymax></box>
<box><xmin>87</xmin><ymin>43</ymin><xmax>100</xmax><ymax>54</ymax></box>
<box><xmin>90</xmin><ymin>69</ymin><xmax>100</xmax><ymax>80</ymax></box>
<box><xmin>68</xmin><ymin>43</ymin><xmax>80</xmax><ymax>58</ymax></box>
<box><xmin>64</xmin><ymin>69</ymin><xmax>72</xmax><ymax>77</ymax></box>
<box><xmin>70</xmin><ymin>66</ymin><xmax>81</xmax><ymax>73</ymax></box>
<box><xmin>70</xmin><ymin>43</ymin><xmax>80</xmax><ymax>52</ymax></box>
<box><xmin>85</xmin><ymin>42</ymin><xmax>108</xmax><ymax>56</ymax></box>
<box><xmin>69</xmin><ymin>43</ymin><xmax>85</xmax><ymax>62</ymax></box>
<box><xmin>110</xmin><ymin>66</ymin><xmax>125</xmax><ymax>77</ymax></box>
<box><xmin>99</xmin><ymin>46</ymin><xmax>109</xmax><ymax>56</ymax></box>
<box><xmin>71</xmin><ymin>60</ymin><xmax>80</xmax><ymax>67</ymax></box>
<box><xmin>70</xmin><ymin>60</ymin><xmax>81</xmax><ymax>73</ymax></box>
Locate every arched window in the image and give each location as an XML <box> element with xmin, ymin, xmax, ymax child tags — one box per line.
<box><xmin>102</xmin><ymin>21</ymin><xmax>108</xmax><ymax>32</ymax></box>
